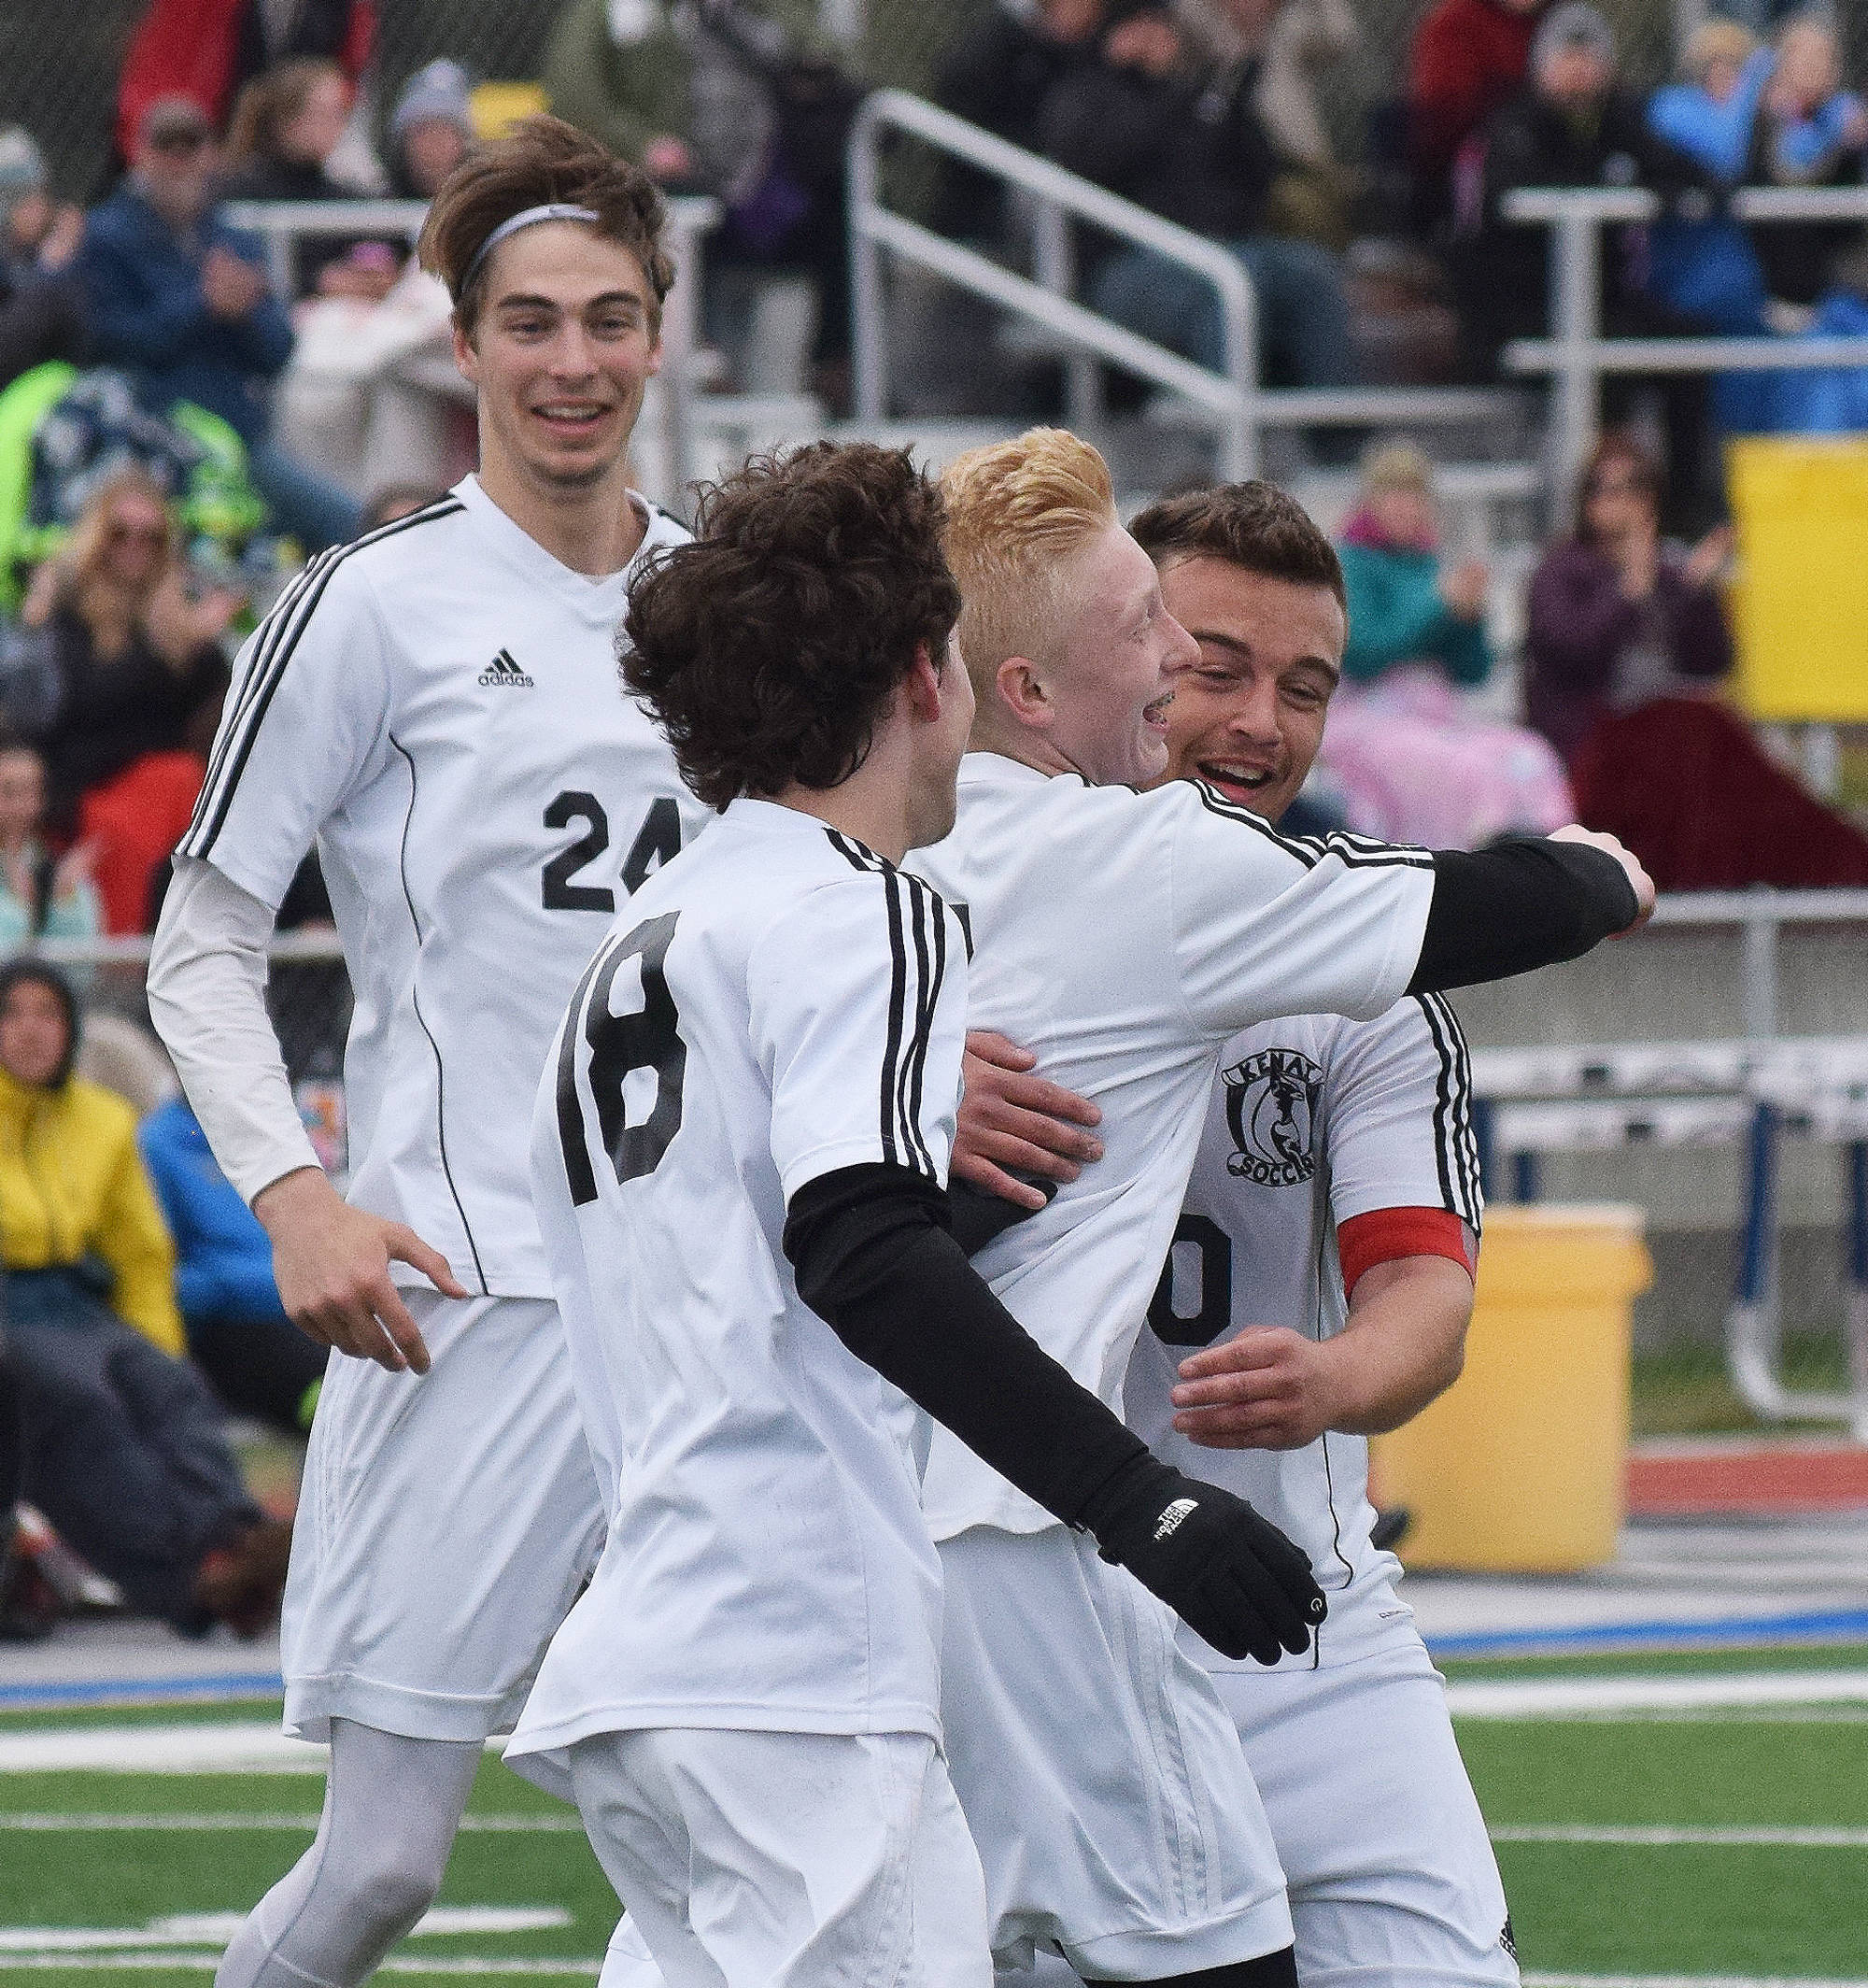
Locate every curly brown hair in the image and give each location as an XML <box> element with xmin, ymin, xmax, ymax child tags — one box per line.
<box><xmin>1129</xmin><ymin>481</ymin><xmax>1345</xmax><ymax>608</ymax></box>
<box><xmin>623</xmin><ymin>444</ymin><xmax>961</xmax><ymax>812</ymax></box>
<box><xmin>417</xmin><ymin>115</ymin><xmax>674</xmax><ymax>335</ymax></box>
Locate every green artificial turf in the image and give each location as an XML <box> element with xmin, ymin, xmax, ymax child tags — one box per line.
<box><xmin>5</xmin><ymin>1679</ymin><xmax>1868</xmax><ymax>1980</ymax></box>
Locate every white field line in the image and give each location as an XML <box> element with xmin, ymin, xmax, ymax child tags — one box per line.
<box><xmin>0</xmin><ymin>1727</ymin><xmax>322</xmax><ymax>1775</ymax></box>
<box><xmin>0</xmin><ymin>1814</ymin><xmax>579</xmax><ymax>1832</ymax></box>
<box><xmin>1443</xmin><ymin>1671</ymin><xmax>1868</xmax><ymax>1718</ymax></box>
<box><xmin>1524</xmin><ymin>1977</ymin><xmax>1868</xmax><ymax>1988</ymax></box>
<box><xmin>0</xmin><ymin>1959</ymin><xmax>601</xmax><ymax>1977</ymax></box>
<box><xmin>4</xmin><ymin>1676</ymin><xmax>1866</xmax><ymax>1775</ymax></box>
<box><xmin>2</xmin><ymin>1814</ymin><xmax>1860</xmax><ymax>1850</ymax></box>
<box><xmin>1495</xmin><ymin>1824</ymin><xmax>1868</xmax><ymax>1847</ymax></box>
<box><xmin>0</xmin><ymin>1910</ymin><xmax>570</xmax><ymax>1952</ymax></box>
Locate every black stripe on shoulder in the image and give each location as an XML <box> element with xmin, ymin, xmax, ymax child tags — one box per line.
<box><xmin>897</xmin><ymin>873</ymin><xmax>947</xmax><ymax>1178</ymax></box>
<box><xmin>184</xmin><ymin>500</ymin><xmax>465</xmax><ymax>860</ymax></box>
<box><xmin>1413</xmin><ymin>993</ymin><xmax>1482</xmax><ymax>1229</ymax></box>
<box><xmin>826</xmin><ymin>828</ymin><xmax>884</xmax><ymax>873</ymax></box>
<box><xmin>1193</xmin><ymin>784</ymin><xmax>1435</xmax><ymax>871</ymax></box>
<box><xmin>875</xmin><ymin>866</ymin><xmax>910</xmax><ymax>1171</ymax></box>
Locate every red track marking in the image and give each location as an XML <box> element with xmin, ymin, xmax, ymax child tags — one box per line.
<box><xmin>1627</xmin><ymin>1442</ymin><xmax>1868</xmax><ymax>1515</ymax></box>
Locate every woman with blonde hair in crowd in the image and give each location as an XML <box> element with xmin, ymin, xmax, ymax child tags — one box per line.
<box><xmin>1</xmin><ymin>470</ymin><xmax>236</xmax><ymax>932</ymax></box>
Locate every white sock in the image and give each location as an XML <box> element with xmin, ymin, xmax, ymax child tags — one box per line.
<box><xmin>214</xmin><ymin>1720</ymin><xmax>483</xmax><ymax>1988</ymax></box>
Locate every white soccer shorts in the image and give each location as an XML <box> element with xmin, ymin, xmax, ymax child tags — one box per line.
<box><xmin>281</xmin><ymin>1290</ymin><xmax>605</xmax><ymax>1743</ymax></box>
<box><xmin>1011</xmin><ymin>1637</ymin><xmax>1518</xmax><ymax>1988</ymax></box>
<box><xmin>939</xmin><ymin>1524</ymin><xmax>1294</xmax><ymax>1980</ymax></box>
<box><xmin>566</xmin><ymin>1727</ymin><xmax>993</xmax><ymax>1988</ymax></box>
<box><xmin>1214</xmin><ymin>1639</ymin><xmax>1520</xmax><ymax>1988</ymax></box>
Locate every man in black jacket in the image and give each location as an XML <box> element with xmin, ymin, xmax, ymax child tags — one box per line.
<box><xmin>1451</xmin><ymin>2</ymin><xmax>1726</xmax><ymax>529</ymax></box>
<box><xmin>1040</xmin><ymin>4</ymin><xmax>1356</xmax><ymax>388</ymax></box>
<box><xmin>932</xmin><ymin>0</ymin><xmax>1107</xmax><ymax>241</ymax></box>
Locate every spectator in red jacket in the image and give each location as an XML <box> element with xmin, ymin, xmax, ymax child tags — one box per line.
<box><xmin>115</xmin><ymin>0</ymin><xmax>374</xmax><ymax>164</ymax></box>
<box><xmin>1406</xmin><ymin>0</ymin><xmax>1543</xmax><ymax>227</ymax></box>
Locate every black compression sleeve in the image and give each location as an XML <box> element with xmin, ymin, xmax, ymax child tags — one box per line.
<box><xmin>783</xmin><ymin>1163</ymin><xmax>1147</xmax><ymax>1526</ymax></box>
<box><xmin>1408</xmin><ymin>839</ymin><xmax>1639</xmax><ymax>995</ymax></box>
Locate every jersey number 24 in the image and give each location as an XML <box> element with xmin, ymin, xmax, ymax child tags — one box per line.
<box><xmin>542</xmin><ymin>792</ymin><xmax>682</xmax><ymax>912</ymax></box>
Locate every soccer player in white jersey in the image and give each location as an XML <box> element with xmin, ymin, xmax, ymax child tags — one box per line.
<box><xmin>1112</xmin><ymin>480</ymin><xmax>1520</xmax><ymax>1988</ymax></box>
<box><xmin>506</xmin><ymin>441</ymin><xmax>1332</xmax><ymax>1988</ymax></box>
<box><xmin>144</xmin><ymin>120</ymin><xmax>711</xmax><ymax>1987</ymax></box>
<box><xmin>895</xmin><ymin>429</ymin><xmax>1651</xmax><ymax>1986</ymax></box>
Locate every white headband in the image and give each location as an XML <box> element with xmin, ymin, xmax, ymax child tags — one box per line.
<box><xmin>463</xmin><ymin>203</ymin><xmax>600</xmax><ymax>292</ymax></box>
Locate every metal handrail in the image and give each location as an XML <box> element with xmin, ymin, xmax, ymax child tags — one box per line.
<box><xmin>1498</xmin><ymin>182</ymin><xmax>1868</xmax><ymax>505</ymax></box>
<box><xmin>219</xmin><ymin>194</ymin><xmax>723</xmax><ymax>512</ymax></box>
<box><xmin>850</xmin><ymin>90</ymin><xmax>1259</xmax><ymax>475</ymax></box>
<box><xmin>849</xmin><ymin>92</ymin><xmax>1531</xmax><ymax>477</ymax></box>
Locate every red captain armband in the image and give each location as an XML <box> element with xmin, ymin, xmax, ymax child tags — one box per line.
<box><xmin>1337</xmin><ymin>1207</ymin><xmax>1476</xmax><ymax>1298</ymax></box>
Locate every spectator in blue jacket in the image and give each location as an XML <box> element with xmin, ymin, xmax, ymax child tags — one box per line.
<box><xmin>139</xmin><ymin>1089</ymin><xmax>326</xmax><ymax>1437</ymax></box>
<box><xmin>77</xmin><ymin>94</ymin><xmax>360</xmax><ymax>550</ymax></box>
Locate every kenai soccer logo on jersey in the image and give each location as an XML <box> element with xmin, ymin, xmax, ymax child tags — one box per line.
<box><xmin>1221</xmin><ymin>1048</ymin><xmax>1324</xmax><ymax>1186</ymax></box>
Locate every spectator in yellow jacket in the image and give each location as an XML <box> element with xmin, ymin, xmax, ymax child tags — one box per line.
<box><xmin>0</xmin><ymin>960</ymin><xmax>289</xmax><ymax>1636</ymax></box>
<box><xmin>0</xmin><ymin>983</ymin><xmax>184</xmax><ymax>1356</ymax></box>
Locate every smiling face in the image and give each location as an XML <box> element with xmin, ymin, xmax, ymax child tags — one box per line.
<box><xmin>1153</xmin><ymin>554</ymin><xmax>1345</xmax><ymax>820</ymax></box>
<box><xmin>1040</xmin><ymin>523</ymin><xmax>1198</xmax><ymax>788</ymax></box>
<box><xmin>454</xmin><ymin>220</ymin><xmax>663</xmax><ymax>496</ymax></box>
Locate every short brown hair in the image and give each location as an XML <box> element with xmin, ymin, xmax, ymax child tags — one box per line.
<box><xmin>622</xmin><ymin>444</ymin><xmax>961</xmax><ymax>811</ymax></box>
<box><xmin>417</xmin><ymin>116</ymin><xmax>674</xmax><ymax>334</ymax></box>
<box><xmin>939</xmin><ymin>428</ymin><xmax>1119</xmax><ymax>698</ymax></box>
<box><xmin>1129</xmin><ymin>481</ymin><xmax>1345</xmax><ymax>608</ymax></box>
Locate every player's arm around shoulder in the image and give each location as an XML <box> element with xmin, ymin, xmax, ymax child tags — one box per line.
<box><xmin>1160</xmin><ymin>776</ymin><xmax>1437</xmax><ymax>1038</ymax></box>
<box><xmin>1170</xmin><ymin>999</ymin><xmax>1479</xmax><ymax>1451</ymax></box>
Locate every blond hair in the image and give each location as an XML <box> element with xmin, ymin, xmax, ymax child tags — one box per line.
<box><xmin>1682</xmin><ymin>19</ymin><xmax>1755</xmax><ymax>80</ymax></box>
<box><xmin>939</xmin><ymin>428</ymin><xmax>1117</xmax><ymax>695</ymax></box>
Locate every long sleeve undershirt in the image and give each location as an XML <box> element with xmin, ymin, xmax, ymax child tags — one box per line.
<box><xmin>146</xmin><ymin>855</ymin><xmax>322</xmax><ymax>1206</ymax></box>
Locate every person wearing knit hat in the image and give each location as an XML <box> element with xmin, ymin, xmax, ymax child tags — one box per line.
<box><xmin>1529</xmin><ymin>0</ymin><xmax>1615</xmax><ymax>107</ymax></box>
<box><xmin>0</xmin><ymin>126</ymin><xmax>85</xmax><ymax>394</ymax></box>
<box><xmin>389</xmin><ymin>59</ymin><xmax>476</xmax><ymax>198</ymax></box>
<box><xmin>1531</xmin><ymin>1</ymin><xmax>1613</xmax><ymax>74</ymax></box>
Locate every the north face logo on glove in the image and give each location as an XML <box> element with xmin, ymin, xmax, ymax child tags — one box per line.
<box><xmin>1153</xmin><ymin>1498</ymin><xmax>1199</xmax><ymax>1542</ymax></box>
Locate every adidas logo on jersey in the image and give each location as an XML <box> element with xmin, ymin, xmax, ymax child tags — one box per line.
<box><xmin>1153</xmin><ymin>1497</ymin><xmax>1198</xmax><ymax>1542</ymax></box>
<box><xmin>479</xmin><ymin>648</ymin><xmax>534</xmax><ymax>688</ymax></box>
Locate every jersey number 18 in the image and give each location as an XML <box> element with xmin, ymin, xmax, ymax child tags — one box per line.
<box><xmin>557</xmin><ymin>912</ymin><xmax>686</xmax><ymax>1206</ymax></box>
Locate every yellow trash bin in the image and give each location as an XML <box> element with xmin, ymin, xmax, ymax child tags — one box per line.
<box><xmin>1369</xmin><ymin>1204</ymin><xmax>1652</xmax><ymax>1573</ymax></box>
<box><xmin>1727</xmin><ymin>435</ymin><xmax>1868</xmax><ymax>722</ymax></box>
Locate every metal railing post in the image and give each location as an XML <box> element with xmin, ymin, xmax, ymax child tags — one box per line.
<box><xmin>1741</xmin><ymin>888</ymin><xmax>1780</xmax><ymax>1040</ymax></box>
<box><xmin>1550</xmin><ymin>206</ymin><xmax>1601</xmax><ymax>516</ymax></box>
<box><xmin>660</xmin><ymin>198</ymin><xmax>720</xmax><ymax>519</ymax></box>
<box><xmin>1032</xmin><ymin>197</ymin><xmax>1099</xmax><ymax>438</ymax></box>
<box><xmin>849</xmin><ymin>98</ymin><xmax>889</xmax><ymax>423</ymax></box>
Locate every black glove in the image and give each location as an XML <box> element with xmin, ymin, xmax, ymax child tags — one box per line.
<box><xmin>1077</xmin><ymin>1451</ymin><xmax>1325</xmax><ymax>1665</ymax></box>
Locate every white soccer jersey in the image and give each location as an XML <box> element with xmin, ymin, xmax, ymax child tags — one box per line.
<box><xmin>178</xmin><ymin>477</ymin><xmax>709</xmax><ymax>1297</ymax></box>
<box><xmin>1124</xmin><ymin>993</ymin><xmax>1482</xmax><ymax>1670</ymax></box>
<box><xmin>506</xmin><ymin>801</ymin><xmax>969</xmax><ymax>1777</ymax></box>
<box><xmin>906</xmin><ymin>751</ymin><xmax>1436</xmax><ymax>1542</ymax></box>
